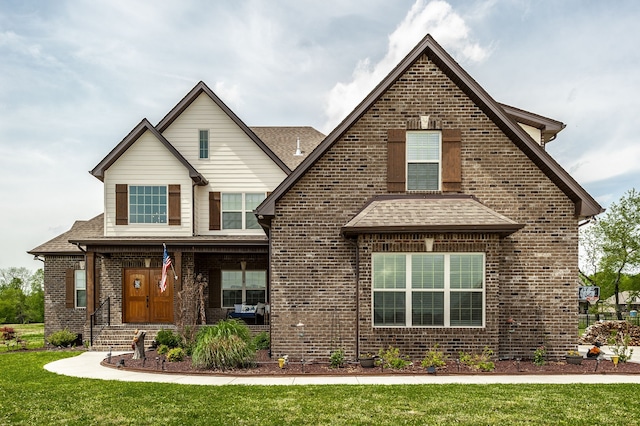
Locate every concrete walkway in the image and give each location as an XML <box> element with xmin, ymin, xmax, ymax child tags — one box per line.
<box><xmin>43</xmin><ymin>345</ymin><xmax>640</xmax><ymax>386</ymax></box>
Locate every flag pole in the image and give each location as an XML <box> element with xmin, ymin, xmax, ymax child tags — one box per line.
<box><xmin>163</xmin><ymin>243</ymin><xmax>179</xmax><ymax>280</ymax></box>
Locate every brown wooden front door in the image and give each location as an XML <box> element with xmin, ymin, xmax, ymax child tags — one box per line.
<box><xmin>123</xmin><ymin>269</ymin><xmax>174</xmax><ymax>323</ymax></box>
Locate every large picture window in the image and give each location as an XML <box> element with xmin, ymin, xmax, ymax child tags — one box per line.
<box><xmin>129</xmin><ymin>185</ymin><xmax>167</xmax><ymax>224</ymax></box>
<box><xmin>222</xmin><ymin>270</ymin><xmax>267</xmax><ymax>307</ymax></box>
<box><xmin>221</xmin><ymin>193</ymin><xmax>265</xmax><ymax>230</ymax></box>
<box><xmin>373</xmin><ymin>253</ymin><xmax>484</xmax><ymax>327</ymax></box>
<box><xmin>407</xmin><ymin>131</ymin><xmax>440</xmax><ymax>191</ymax></box>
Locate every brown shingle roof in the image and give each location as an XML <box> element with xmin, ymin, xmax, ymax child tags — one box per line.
<box><xmin>341</xmin><ymin>195</ymin><xmax>523</xmax><ymax>237</ymax></box>
<box><xmin>29</xmin><ymin>214</ymin><xmax>104</xmax><ymax>255</ymax></box>
<box><xmin>251</xmin><ymin>126</ymin><xmax>325</xmax><ymax>170</ymax></box>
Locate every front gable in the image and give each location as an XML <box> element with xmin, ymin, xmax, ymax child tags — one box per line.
<box><xmin>257</xmin><ymin>34</ymin><xmax>602</xmax><ymax>220</ymax></box>
<box><xmin>103</xmin><ymin>127</ymin><xmax>195</xmax><ymax>237</ymax></box>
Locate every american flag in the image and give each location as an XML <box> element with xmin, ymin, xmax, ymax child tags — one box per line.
<box><xmin>160</xmin><ymin>245</ymin><xmax>171</xmax><ymax>293</ymax></box>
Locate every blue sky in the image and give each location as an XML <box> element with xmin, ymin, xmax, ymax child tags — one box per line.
<box><xmin>1</xmin><ymin>0</ymin><xmax>639</xmax><ymax>271</ymax></box>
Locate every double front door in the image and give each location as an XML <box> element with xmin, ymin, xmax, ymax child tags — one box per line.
<box><xmin>123</xmin><ymin>268</ymin><xmax>174</xmax><ymax>323</ymax></box>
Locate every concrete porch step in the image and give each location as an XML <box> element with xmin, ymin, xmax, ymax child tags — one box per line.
<box><xmin>91</xmin><ymin>324</ymin><xmax>176</xmax><ymax>351</ymax></box>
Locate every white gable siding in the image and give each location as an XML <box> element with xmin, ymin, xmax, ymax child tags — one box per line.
<box><xmin>517</xmin><ymin>123</ymin><xmax>542</xmax><ymax>145</ymax></box>
<box><xmin>103</xmin><ymin>130</ymin><xmax>193</xmax><ymax>237</ymax></box>
<box><xmin>160</xmin><ymin>93</ymin><xmax>287</xmax><ymax>235</ymax></box>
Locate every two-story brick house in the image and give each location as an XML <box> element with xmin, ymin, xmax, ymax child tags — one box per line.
<box><xmin>255</xmin><ymin>34</ymin><xmax>602</xmax><ymax>360</ymax></box>
<box><xmin>32</xmin><ymin>34</ymin><xmax>600</xmax><ymax>360</ymax></box>
<box><xmin>29</xmin><ymin>81</ymin><xmax>324</xmax><ymax>346</ymax></box>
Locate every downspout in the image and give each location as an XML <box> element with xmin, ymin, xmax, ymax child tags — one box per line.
<box><xmin>192</xmin><ymin>183</ymin><xmax>197</xmax><ymax>236</ymax></box>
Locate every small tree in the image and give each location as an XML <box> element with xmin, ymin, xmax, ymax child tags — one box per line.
<box><xmin>581</xmin><ymin>189</ymin><xmax>640</xmax><ymax>319</ymax></box>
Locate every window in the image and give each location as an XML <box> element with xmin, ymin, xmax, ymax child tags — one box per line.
<box><xmin>407</xmin><ymin>131</ymin><xmax>440</xmax><ymax>191</ymax></box>
<box><xmin>221</xmin><ymin>193</ymin><xmax>265</xmax><ymax>229</ymax></box>
<box><xmin>373</xmin><ymin>253</ymin><xmax>484</xmax><ymax>327</ymax></box>
<box><xmin>75</xmin><ymin>270</ymin><xmax>86</xmax><ymax>309</ymax></box>
<box><xmin>129</xmin><ymin>186</ymin><xmax>167</xmax><ymax>223</ymax></box>
<box><xmin>199</xmin><ymin>130</ymin><xmax>209</xmax><ymax>159</ymax></box>
<box><xmin>222</xmin><ymin>270</ymin><xmax>266</xmax><ymax>307</ymax></box>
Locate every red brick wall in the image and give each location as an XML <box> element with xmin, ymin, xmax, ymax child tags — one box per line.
<box><xmin>269</xmin><ymin>53</ymin><xmax>578</xmax><ymax>362</ymax></box>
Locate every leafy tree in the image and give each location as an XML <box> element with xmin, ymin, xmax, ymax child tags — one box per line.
<box><xmin>0</xmin><ymin>268</ymin><xmax>44</xmax><ymax>324</ymax></box>
<box><xmin>580</xmin><ymin>189</ymin><xmax>640</xmax><ymax>319</ymax></box>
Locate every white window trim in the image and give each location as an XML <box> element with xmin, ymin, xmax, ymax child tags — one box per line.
<box><xmin>372</xmin><ymin>252</ymin><xmax>485</xmax><ymax>328</ymax></box>
<box><xmin>406</xmin><ymin>130</ymin><xmax>442</xmax><ymax>191</ymax></box>
<box><xmin>221</xmin><ymin>192</ymin><xmax>265</xmax><ymax>230</ymax></box>
<box><xmin>128</xmin><ymin>185</ymin><xmax>168</xmax><ymax>225</ymax></box>
<box><xmin>75</xmin><ymin>269</ymin><xmax>86</xmax><ymax>309</ymax></box>
<box><xmin>199</xmin><ymin>129</ymin><xmax>209</xmax><ymax>159</ymax></box>
<box><xmin>221</xmin><ymin>269</ymin><xmax>267</xmax><ymax>308</ymax></box>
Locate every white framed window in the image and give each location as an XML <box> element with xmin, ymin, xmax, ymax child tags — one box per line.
<box><xmin>75</xmin><ymin>270</ymin><xmax>86</xmax><ymax>309</ymax></box>
<box><xmin>221</xmin><ymin>193</ymin><xmax>265</xmax><ymax>230</ymax></box>
<box><xmin>407</xmin><ymin>131</ymin><xmax>441</xmax><ymax>191</ymax></box>
<box><xmin>222</xmin><ymin>270</ymin><xmax>267</xmax><ymax>307</ymax></box>
<box><xmin>199</xmin><ymin>129</ymin><xmax>209</xmax><ymax>159</ymax></box>
<box><xmin>372</xmin><ymin>253</ymin><xmax>484</xmax><ymax>327</ymax></box>
<box><xmin>129</xmin><ymin>185</ymin><xmax>167</xmax><ymax>223</ymax></box>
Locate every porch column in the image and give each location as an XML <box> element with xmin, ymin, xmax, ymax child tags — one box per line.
<box><xmin>86</xmin><ymin>251</ymin><xmax>96</xmax><ymax>320</ymax></box>
<box><xmin>174</xmin><ymin>251</ymin><xmax>182</xmax><ymax>291</ymax></box>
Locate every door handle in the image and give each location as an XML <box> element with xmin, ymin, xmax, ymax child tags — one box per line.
<box><xmin>146</xmin><ymin>296</ymin><xmax>149</xmax><ymax>308</ymax></box>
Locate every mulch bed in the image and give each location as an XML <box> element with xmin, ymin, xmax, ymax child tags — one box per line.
<box><xmin>103</xmin><ymin>349</ymin><xmax>640</xmax><ymax>376</ymax></box>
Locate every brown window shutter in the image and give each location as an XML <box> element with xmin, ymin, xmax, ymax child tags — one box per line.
<box><xmin>65</xmin><ymin>268</ymin><xmax>75</xmax><ymax>308</ymax></box>
<box><xmin>209</xmin><ymin>269</ymin><xmax>221</xmax><ymax>308</ymax></box>
<box><xmin>209</xmin><ymin>192</ymin><xmax>221</xmax><ymax>230</ymax></box>
<box><xmin>387</xmin><ymin>129</ymin><xmax>406</xmax><ymax>192</ymax></box>
<box><xmin>442</xmin><ymin>129</ymin><xmax>462</xmax><ymax>192</ymax></box>
<box><xmin>168</xmin><ymin>184</ymin><xmax>181</xmax><ymax>225</ymax></box>
<box><xmin>115</xmin><ymin>184</ymin><xmax>128</xmax><ymax>225</ymax></box>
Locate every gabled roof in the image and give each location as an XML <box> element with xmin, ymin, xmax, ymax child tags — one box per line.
<box><xmin>256</xmin><ymin>34</ymin><xmax>603</xmax><ymax>219</ymax></box>
<box><xmin>156</xmin><ymin>81</ymin><xmax>291</xmax><ymax>174</ymax></box>
<box><xmin>341</xmin><ymin>195</ymin><xmax>523</xmax><ymax>237</ymax></box>
<box><xmin>90</xmin><ymin>118</ymin><xmax>208</xmax><ymax>185</ymax></box>
<box><xmin>28</xmin><ymin>214</ymin><xmax>104</xmax><ymax>255</ymax></box>
<box><xmin>251</xmin><ymin>126</ymin><xmax>325</xmax><ymax>170</ymax></box>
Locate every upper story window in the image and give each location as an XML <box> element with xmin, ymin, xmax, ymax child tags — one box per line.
<box><xmin>199</xmin><ymin>130</ymin><xmax>209</xmax><ymax>159</ymax></box>
<box><xmin>406</xmin><ymin>131</ymin><xmax>441</xmax><ymax>191</ymax></box>
<box><xmin>221</xmin><ymin>193</ymin><xmax>265</xmax><ymax>229</ymax></box>
<box><xmin>372</xmin><ymin>253</ymin><xmax>484</xmax><ymax>328</ymax></box>
<box><xmin>129</xmin><ymin>185</ymin><xmax>167</xmax><ymax>224</ymax></box>
<box><xmin>75</xmin><ymin>270</ymin><xmax>86</xmax><ymax>308</ymax></box>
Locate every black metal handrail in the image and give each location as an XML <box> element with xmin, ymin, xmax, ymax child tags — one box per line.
<box><xmin>90</xmin><ymin>297</ymin><xmax>110</xmax><ymax>346</ymax></box>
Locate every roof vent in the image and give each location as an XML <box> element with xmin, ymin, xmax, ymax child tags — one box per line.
<box><xmin>294</xmin><ymin>137</ymin><xmax>303</xmax><ymax>156</ymax></box>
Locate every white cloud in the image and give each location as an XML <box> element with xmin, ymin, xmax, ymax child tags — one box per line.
<box><xmin>567</xmin><ymin>142</ymin><xmax>640</xmax><ymax>185</ymax></box>
<box><xmin>322</xmin><ymin>0</ymin><xmax>490</xmax><ymax>132</ymax></box>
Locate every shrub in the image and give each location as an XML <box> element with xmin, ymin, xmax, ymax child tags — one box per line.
<box><xmin>191</xmin><ymin>320</ymin><xmax>255</xmax><ymax>370</ymax></box>
<box><xmin>421</xmin><ymin>344</ymin><xmax>448</xmax><ymax>369</ymax></box>
<box><xmin>157</xmin><ymin>344</ymin><xmax>169</xmax><ymax>355</ymax></box>
<box><xmin>167</xmin><ymin>347</ymin><xmax>186</xmax><ymax>362</ymax></box>
<box><xmin>378</xmin><ymin>346</ymin><xmax>411</xmax><ymax>369</ymax></box>
<box><xmin>47</xmin><ymin>329</ymin><xmax>77</xmax><ymax>347</ymax></box>
<box><xmin>0</xmin><ymin>326</ymin><xmax>16</xmax><ymax>341</ymax></box>
<box><xmin>155</xmin><ymin>329</ymin><xmax>181</xmax><ymax>349</ymax></box>
<box><xmin>459</xmin><ymin>347</ymin><xmax>495</xmax><ymax>372</ymax></box>
<box><xmin>253</xmin><ymin>331</ymin><xmax>270</xmax><ymax>350</ymax></box>
<box><xmin>329</xmin><ymin>349</ymin><xmax>345</xmax><ymax>368</ymax></box>
<box><xmin>533</xmin><ymin>346</ymin><xmax>546</xmax><ymax>366</ymax></box>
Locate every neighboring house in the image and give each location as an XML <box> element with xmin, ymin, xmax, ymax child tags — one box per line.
<box><xmin>31</xmin><ymin>35</ymin><xmax>601</xmax><ymax>360</ymax></box>
<box><xmin>255</xmin><ymin>34</ymin><xmax>602</xmax><ymax>360</ymax></box>
<box><xmin>602</xmin><ymin>291</ymin><xmax>640</xmax><ymax>313</ymax></box>
<box><xmin>29</xmin><ymin>81</ymin><xmax>324</xmax><ymax>346</ymax></box>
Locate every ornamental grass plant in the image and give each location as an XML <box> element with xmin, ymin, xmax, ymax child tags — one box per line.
<box><xmin>191</xmin><ymin>319</ymin><xmax>256</xmax><ymax>370</ymax></box>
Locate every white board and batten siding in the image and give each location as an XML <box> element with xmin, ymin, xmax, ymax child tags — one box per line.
<box><xmin>160</xmin><ymin>93</ymin><xmax>287</xmax><ymax>236</ymax></box>
<box><xmin>103</xmin><ymin>129</ymin><xmax>193</xmax><ymax>237</ymax></box>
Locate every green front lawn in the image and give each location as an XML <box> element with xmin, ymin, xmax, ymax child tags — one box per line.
<box><xmin>0</xmin><ymin>323</ymin><xmax>44</xmax><ymax>352</ymax></box>
<box><xmin>1</xmin><ymin>351</ymin><xmax>640</xmax><ymax>425</ymax></box>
